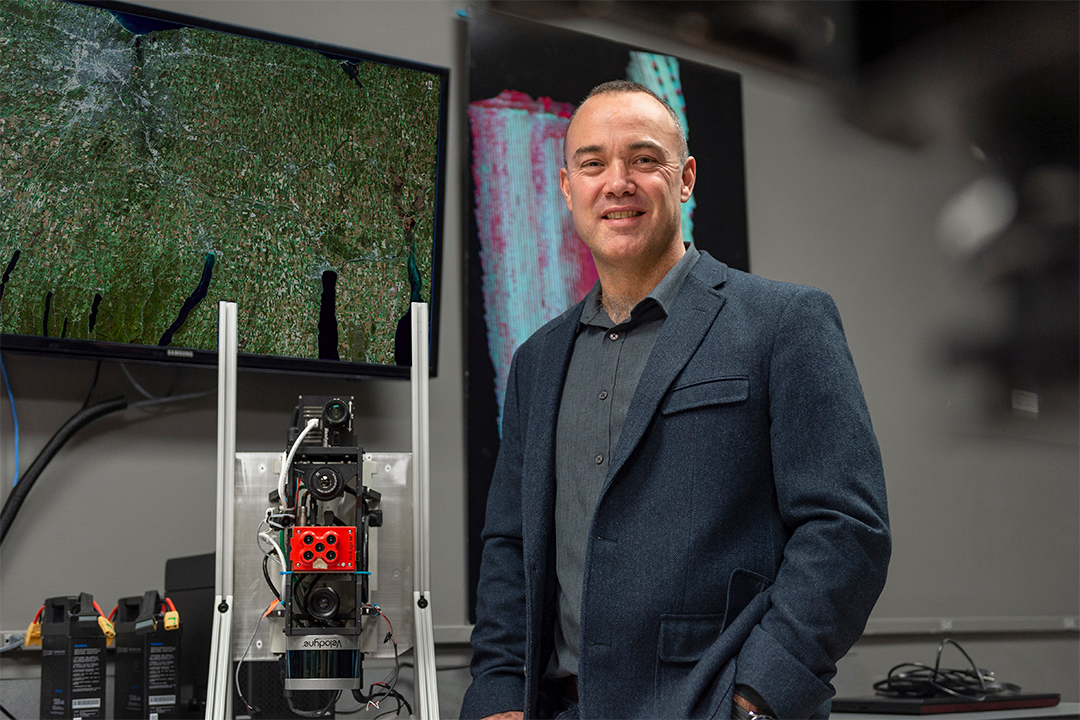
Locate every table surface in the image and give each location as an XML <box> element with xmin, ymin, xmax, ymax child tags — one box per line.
<box><xmin>833</xmin><ymin>701</ymin><xmax>1080</xmax><ymax>720</ymax></box>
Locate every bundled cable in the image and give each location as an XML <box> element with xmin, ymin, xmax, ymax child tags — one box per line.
<box><xmin>874</xmin><ymin>638</ymin><xmax>1022</xmax><ymax>700</ymax></box>
<box><xmin>0</xmin><ymin>372</ymin><xmax>214</xmax><ymax>545</ymax></box>
<box><xmin>0</xmin><ymin>396</ymin><xmax>127</xmax><ymax>544</ymax></box>
<box><xmin>339</xmin><ymin>606</ymin><xmax>411</xmax><ymax>718</ymax></box>
<box><xmin>278</xmin><ymin>418</ymin><xmax>319</xmax><ymax>510</ymax></box>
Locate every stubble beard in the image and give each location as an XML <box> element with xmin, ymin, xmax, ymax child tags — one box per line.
<box><xmin>599</xmin><ymin>289</ymin><xmax>636</xmax><ymax>325</ymax></box>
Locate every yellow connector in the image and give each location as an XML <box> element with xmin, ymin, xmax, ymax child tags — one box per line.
<box><xmin>97</xmin><ymin>615</ymin><xmax>115</xmax><ymax>640</ymax></box>
<box><xmin>163</xmin><ymin>610</ymin><xmax>180</xmax><ymax>630</ymax></box>
<box><xmin>25</xmin><ymin>621</ymin><xmax>42</xmax><ymax>647</ymax></box>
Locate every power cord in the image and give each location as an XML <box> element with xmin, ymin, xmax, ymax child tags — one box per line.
<box><xmin>874</xmin><ymin>638</ymin><xmax>1022</xmax><ymax>700</ymax></box>
<box><xmin>0</xmin><ymin>366</ymin><xmax>215</xmax><ymax>544</ymax></box>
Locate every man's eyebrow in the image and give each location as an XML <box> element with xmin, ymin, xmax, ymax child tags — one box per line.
<box><xmin>628</xmin><ymin>140</ymin><xmax>667</xmax><ymax>156</ymax></box>
<box><xmin>571</xmin><ymin>140</ymin><xmax>669</xmax><ymax>162</ymax></box>
<box><xmin>571</xmin><ymin>144</ymin><xmax>604</xmax><ymax>161</ymax></box>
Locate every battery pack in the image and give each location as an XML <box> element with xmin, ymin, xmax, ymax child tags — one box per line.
<box><xmin>114</xmin><ymin>591</ymin><xmax>182</xmax><ymax>719</ymax></box>
<box><xmin>39</xmin><ymin>593</ymin><xmax>107</xmax><ymax>719</ymax></box>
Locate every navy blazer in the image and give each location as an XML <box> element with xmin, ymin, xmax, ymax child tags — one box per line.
<box><xmin>462</xmin><ymin>252</ymin><xmax>891</xmax><ymax>719</ymax></box>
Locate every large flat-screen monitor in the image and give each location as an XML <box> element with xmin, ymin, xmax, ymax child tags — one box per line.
<box><xmin>0</xmin><ymin>0</ymin><xmax>448</xmax><ymax>377</ymax></box>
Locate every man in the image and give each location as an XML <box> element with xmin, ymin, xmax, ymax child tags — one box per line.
<box><xmin>462</xmin><ymin>80</ymin><xmax>890</xmax><ymax>720</ymax></box>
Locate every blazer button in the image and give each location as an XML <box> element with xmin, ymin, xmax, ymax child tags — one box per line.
<box><xmin>595</xmin><ymin>454</ymin><xmax>604</xmax><ymax>464</ymax></box>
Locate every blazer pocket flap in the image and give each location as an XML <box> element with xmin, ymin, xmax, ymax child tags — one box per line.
<box><xmin>657</xmin><ymin>613</ymin><xmax>725</xmax><ymax>663</ymax></box>
<box><xmin>661</xmin><ymin>377</ymin><xmax>749</xmax><ymax>416</ymax></box>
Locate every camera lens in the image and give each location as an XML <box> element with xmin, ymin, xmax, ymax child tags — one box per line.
<box><xmin>322</xmin><ymin>399</ymin><xmax>349</xmax><ymax>428</ymax></box>
<box><xmin>308</xmin><ymin>467</ymin><xmax>344</xmax><ymax>501</ymax></box>
<box><xmin>303</xmin><ymin>534</ymin><xmax>315</xmax><ymax>545</ymax></box>
<box><xmin>302</xmin><ymin>550</ymin><xmax>314</xmax><ymax>561</ymax></box>
<box><xmin>314</xmin><ymin>542</ymin><xmax>326</xmax><ymax>553</ymax></box>
<box><xmin>326</xmin><ymin>550</ymin><xmax>337</xmax><ymax>562</ymax></box>
<box><xmin>308</xmin><ymin>586</ymin><xmax>340</xmax><ymax>620</ymax></box>
<box><xmin>325</xmin><ymin>534</ymin><xmax>337</xmax><ymax>545</ymax></box>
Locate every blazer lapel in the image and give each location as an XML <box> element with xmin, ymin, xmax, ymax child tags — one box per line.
<box><xmin>521</xmin><ymin>301</ymin><xmax>584</xmax><ymax>568</ymax></box>
<box><xmin>605</xmin><ymin>255</ymin><xmax>729</xmax><ymax>485</ymax></box>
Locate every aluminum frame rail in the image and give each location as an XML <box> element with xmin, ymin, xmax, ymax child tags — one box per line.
<box><xmin>410</xmin><ymin>302</ymin><xmax>440</xmax><ymax>719</ymax></box>
<box><xmin>206</xmin><ymin>301</ymin><xmax>237</xmax><ymax>720</ymax></box>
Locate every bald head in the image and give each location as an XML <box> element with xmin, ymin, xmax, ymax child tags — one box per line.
<box><xmin>563</xmin><ymin>80</ymin><xmax>689</xmax><ymax>167</ymax></box>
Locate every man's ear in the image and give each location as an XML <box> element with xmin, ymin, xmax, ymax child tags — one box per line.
<box><xmin>680</xmin><ymin>156</ymin><xmax>697</xmax><ymax>202</ymax></box>
<box><xmin>559</xmin><ymin>167</ymin><xmax>573</xmax><ymax>212</ymax></box>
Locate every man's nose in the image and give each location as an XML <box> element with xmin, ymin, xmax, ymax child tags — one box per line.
<box><xmin>605</xmin><ymin>162</ymin><xmax>635</xmax><ymax>195</ymax></box>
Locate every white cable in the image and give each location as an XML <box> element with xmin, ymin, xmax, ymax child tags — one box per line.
<box><xmin>258</xmin><ymin>531</ymin><xmax>288</xmax><ymax>600</ymax></box>
<box><xmin>278</xmin><ymin>418</ymin><xmax>319</xmax><ymax>509</ymax></box>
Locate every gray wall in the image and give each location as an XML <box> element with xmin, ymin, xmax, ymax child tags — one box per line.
<box><xmin>2</xmin><ymin>0</ymin><xmax>1077</xmax><ymax>709</ymax></box>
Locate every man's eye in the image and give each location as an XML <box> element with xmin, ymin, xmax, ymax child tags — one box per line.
<box><xmin>635</xmin><ymin>156</ymin><xmax>657</xmax><ymax>165</ymax></box>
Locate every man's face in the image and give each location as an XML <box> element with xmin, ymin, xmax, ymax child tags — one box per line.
<box><xmin>560</xmin><ymin>91</ymin><xmax>696</xmax><ymax>275</ymax></box>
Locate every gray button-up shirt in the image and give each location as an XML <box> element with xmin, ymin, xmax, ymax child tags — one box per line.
<box><xmin>552</xmin><ymin>243</ymin><xmax>700</xmax><ymax>676</ymax></box>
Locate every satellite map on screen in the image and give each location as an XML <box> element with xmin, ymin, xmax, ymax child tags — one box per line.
<box><xmin>0</xmin><ymin>0</ymin><xmax>442</xmax><ymax>366</ymax></box>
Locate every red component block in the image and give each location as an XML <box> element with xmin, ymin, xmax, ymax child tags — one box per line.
<box><xmin>289</xmin><ymin>526</ymin><xmax>356</xmax><ymax>572</ymax></box>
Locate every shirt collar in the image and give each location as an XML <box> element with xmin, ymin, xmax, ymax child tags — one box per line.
<box><xmin>580</xmin><ymin>243</ymin><xmax>701</xmax><ymax>327</ymax></box>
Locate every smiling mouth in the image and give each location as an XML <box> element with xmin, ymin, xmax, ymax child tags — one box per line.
<box><xmin>603</xmin><ymin>210</ymin><xmax>644</xmax><ymax>219</ymax></box>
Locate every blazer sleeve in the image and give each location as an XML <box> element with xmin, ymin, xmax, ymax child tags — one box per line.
<box><xmin>734</xmin><ymin>285</ymin><xmax>891</xmax><ymax>719</ymax></box>
<box><xmin>460</xmin><ymin>349</ymin><xmax>530</xmax><ymax>720</ymax></box>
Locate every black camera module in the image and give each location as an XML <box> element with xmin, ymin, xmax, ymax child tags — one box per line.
<box><xmin>307</xmin><ymin>586</ymin><xmax>340</xmax><ymax>621</ymax></box>
<box><xmin>322</xmin><ymin>399</ymin><xmax>350</xmax><ymax>429</ymax></box>
<box><xmin>291</xmin><ymin>395</ymin><xmax>360</xmax><ymax>449</ymax></box>
<box><xmin>307</xmin><ymin>466</ymin><xmax>344</xmax><ymax>501</ymax></box>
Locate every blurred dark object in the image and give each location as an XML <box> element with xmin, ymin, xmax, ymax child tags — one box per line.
<box><xmin>234</xmin><ymin>660</ymin><xmax>338</xmax><ymax>719</ymax></box>
<box><xmin>494</xmin><ymin>0</ymin><xmax>1079</xmax><ymax>416</ymax></box>
<box><xmin>845</xmin><ymin>1</ymin><xmax>1078</xmax><ymax>415</ymax></box>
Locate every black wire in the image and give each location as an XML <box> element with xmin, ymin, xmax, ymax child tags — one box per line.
<box><xmin>261</xmin><ymin>553</ymin><xmax>282</xmax><ymax>602</ymax></box>
<box><xmin>290</xmin><ymin>573</ymin><xmax>321</xmax><ymax>625</ymax></box>
<box><xmin>0</xmin><ymin>702</ymin><xmax>15</xmax><ymax>720</ymax></box>
<box><xmin>873</xmin><ymin>638</ymin><xmax>1021</xmax><ymax>700</ymax></box>
<box><xmin>285</xmin><ymin>692</ymin><xmax>340</xmax><ymax>718</ymax></box>
<box><xmin>129</xmin><ymin>388</ymin><xmax>215</xmax><ymax>410</ymax></box>
<box><xmin>0</xmin><ymin>385</ymin><xmax>216</xmax><ymax>545</ymax></box>
<box><xmin>0</xmin><ymin>396</ymin><xmax>127</xmax><ymax>544</ymax></box>
<box><xmin>348</xmin><ymin>612</ymin><xmax>408</xmax><ymax>716</ymax></box>
<box><xmin>235</xmin><ymin>604</ymin><xmax>272</xmax><ymax>715</ymax></box>
<box><xmin>371</xmin><ymin>688</ymin><xmax>411</xmax><ymax>720</ymax></box>
<box><xmin>80</xmin><ymin>360</ymin><xmax>102</xmax><ymax>410</ymax></box>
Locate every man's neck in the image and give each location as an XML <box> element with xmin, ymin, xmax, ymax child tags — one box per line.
<box><xmin>598</xmin><ymin>289</ymin><xmax>636</xmax><ymax>324</ymax></box>
<box><xmin>595</xmin><ymin>241</ymin><xmax>685</xmax><ymax>324</ymax></box>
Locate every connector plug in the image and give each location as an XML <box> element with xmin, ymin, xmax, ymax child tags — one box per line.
<box><xmin>163</xmin><ymin>610</ymin><xmax>180</xmax><ymax>630</ymax></box>
<box><xmin>97</xmin><ymin>615</ymin><xmax>116</xmax><ymax>640</ymax></box>
<box><xmin>25</xmin><ymin>621</ymin><xmax>42</xmax><ymax>647</ymax></box>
